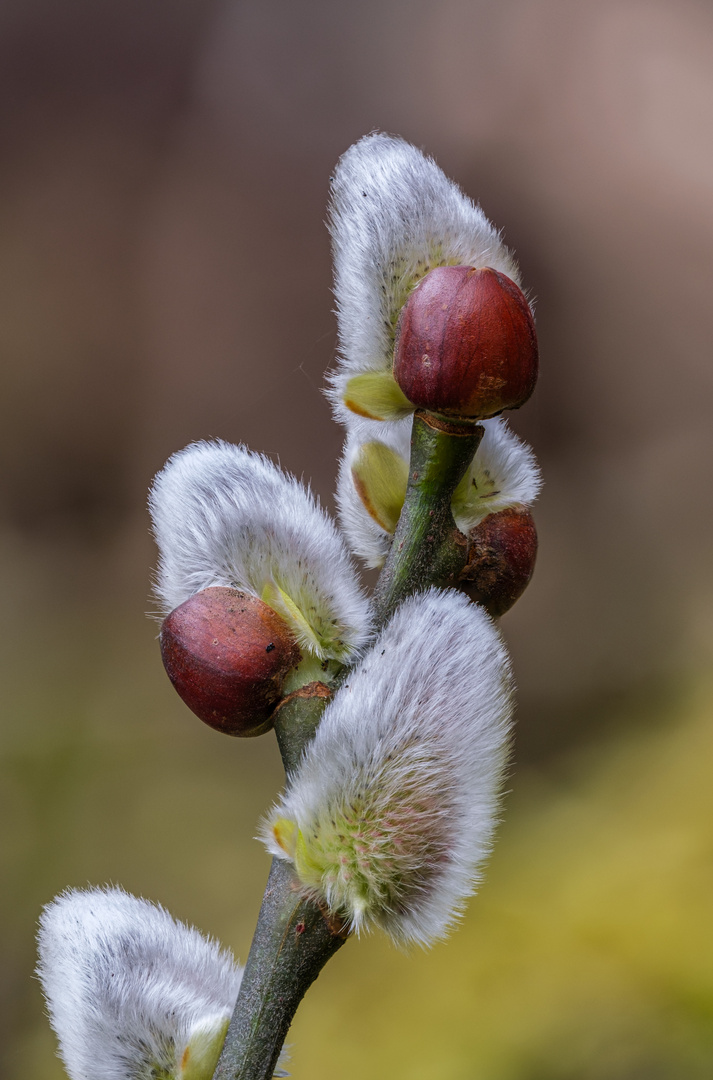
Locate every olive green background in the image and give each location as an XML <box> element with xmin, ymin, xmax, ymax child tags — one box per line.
<box><xmin>2</xmin><ymin>2</ymin><xmax>713</xmax><ymax>1078</ymax></box>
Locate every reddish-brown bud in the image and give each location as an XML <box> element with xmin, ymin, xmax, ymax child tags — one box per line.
<box><xmin>160</xmin><ymin>587</ymin><xmax>302</xmax><ymax>736</ymax></box>
<box><xmin>458</xmin><ymin>507</ymin><xmax>537</xmax><ymax>617</ymax></box>
<box><xmin>393</xmin><ymin>265</ymin><xmax>538</xmax><ymax>419</ymax></box>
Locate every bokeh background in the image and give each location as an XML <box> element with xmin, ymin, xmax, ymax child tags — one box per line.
<box><xmin>2</xmin><ymin>1</ymin><xmax>713</xmax><ymax>1077</ymax></box>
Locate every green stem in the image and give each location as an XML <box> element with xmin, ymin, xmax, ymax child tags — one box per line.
<box><xmin>272</xmin><ymin>676</ymin><xmax>338</xmax><ymax>778</ymax></box>
<box><xmin>212</xmin><ymin>858</ymin><xmax>347</xmax><ymax>1080</ymax></box>
<box><xmin>372</xmin><ymin>411</ymin><xmax>482</xmax><ymax>626</ymax></box>
<box><xmin>213</xmin><ymin>682</ymin><xmax>345</xmax><ymax>1080</ymax></box>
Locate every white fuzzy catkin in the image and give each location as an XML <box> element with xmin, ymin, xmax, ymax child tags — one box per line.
<box><xmin>37</xmin><ymin>887</ymin><xmax>243</xmax><ymax>1080</ymax></box>
<box><xmin>328</xmin><ymin>132</ymin><xmax>520</xmax><ymax>423</ymax></box>
<box><xmin>263</xmin><ymin>589</ymin><xmax>513</xmax><ymax>947</ymax></box>
<box><xmin>149</xmin><ymin>440</ymin><xmax>372</xmax><ymax>661</ymax></box>
<box><xmin>337</xmin><ymin>417</ymin><xmax>541</xmax><ymax>568</ymax></box>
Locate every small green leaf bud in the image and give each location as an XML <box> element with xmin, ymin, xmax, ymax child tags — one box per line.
<box><xmin>393</xmin><ymin>265</ymin><xmax>538</xmax><ymax>419</ymax></box>
<box><xmin>350</xmin><ymin>440</ymin><xmax>410</xmax><ymax>533</ymax></box>
<box><xmin>342</xmin><ymin>370</ymin><xmax>413</xmax><ymax>422</ymax></box>
<box><xmin>160</xmin><ymin>587</ymin><xmax>301</xmax><ymax>736</ymax></box>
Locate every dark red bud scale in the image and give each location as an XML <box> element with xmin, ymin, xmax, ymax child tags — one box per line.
<box><xmin>160</xmin><ymin>587</ymin><xmax>301</xmax><ymax>736</ymax></box>
<box><xmin>458</xmin><ymin>507</ymin><xmax>538</xmax><ymax>617</ymax></box>
<box><xmin>393</xmin><ymin>265</ymin><xmax>538</xmax><ymax>419</ymax></box>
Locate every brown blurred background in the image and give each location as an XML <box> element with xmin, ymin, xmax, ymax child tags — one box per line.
<box><xmin>2</xmin><ymin>1</ymin><xmax>713</xmax><ymax>1078</ymax></box>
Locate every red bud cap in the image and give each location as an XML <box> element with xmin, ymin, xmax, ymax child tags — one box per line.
<box><xmin>160</xmin><ymin>587</ymin><xmax>302</xmax><ymax>736</ymax></box>
<box><xmin>393</xmin><ymin>266</ymin><xmax>538</xmax><ymax>419</ymax></box>
<box><xmin>458</xmin><ymin>507</ymin><xmax>537</xmax><ymax>617</ymax></box>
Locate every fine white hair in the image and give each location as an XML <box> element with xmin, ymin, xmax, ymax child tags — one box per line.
<box><xmin>451</xmin><ymin>418</ymin><xmax>542</xmax><ymax>533</ymax></box>
<box><xmin>327</xmin><ymin>132</ymin><xmax>520</xmax><ymax>424</ymax></box>
<box><xmin>37</xmin><ymin>886</ymin><xmax>243</xmax><ymax>1080</ymax></box>
<box><xmin>336</xmin><ymin>417</ymin><xmax>541</xmax><ymax>568</ymax></box>
<box><xmin>263</xmin><ymin>589</ymin><xmax>513</xmax><ymax>947</ymax></box>
<box><xmin>149</xmin><ymin>440</ymin><xmax>372</xmax><ymax>661</ymax></box>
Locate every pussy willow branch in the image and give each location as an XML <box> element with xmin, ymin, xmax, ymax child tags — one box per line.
<box><xmin>212</xmin><ymin>857</ymin><xmax>347</xmax><ymax>1080</ymax></box>
<box><xmin>212</xmin><ymin>411</ymin><xmax>481</xmax><ymax>1080</ymax></box>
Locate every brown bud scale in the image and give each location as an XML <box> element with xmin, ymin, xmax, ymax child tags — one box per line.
<box><xmin>458</xmin><ymin>507</ymin><xmax>537</xmax><ymax>617</ymax></box>
<box><xmin>160</xmin><ymin>587</ymin><xmax>301</xmax><ymax>736</ymax></box>
<box><xmin>394</xmin><ymin>265</ymin><xmax>538</xmax><ymax>419</ymax></box>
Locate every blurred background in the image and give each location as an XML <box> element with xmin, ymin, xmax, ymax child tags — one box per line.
<box><xmin>2</xmin><ymin>1</ymin><xmax>713</xmax><ymax>1077</ymax></box>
